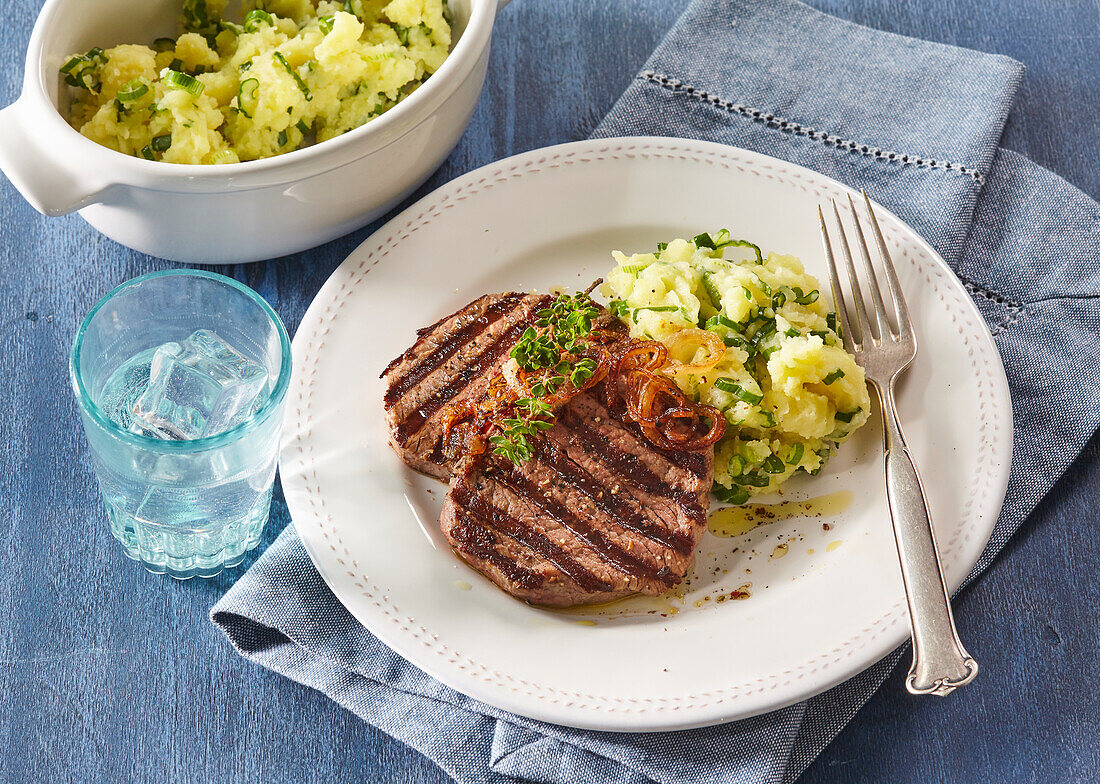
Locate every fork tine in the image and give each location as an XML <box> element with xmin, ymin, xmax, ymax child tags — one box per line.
<box><xmin>847</xmin><ymin>193</ymin><xmax>895</xmax><ymax>340</ymax></box>
<box><xmin>862</xmin><ymin>189</ymin><xmax>914</xmax><ymax>341</ymax></box>
<box><xmin>818</xmin><ymin>205</ymin><xmax>855</xmax><ymax>351</ymax></box>
<box><xmin>830</xmin><ymin>200</ymin><xmax>871</xmax><ymax>347</ymax></box>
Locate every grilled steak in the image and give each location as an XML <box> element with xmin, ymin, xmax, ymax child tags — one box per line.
<box><xmin>383</xmin><ymin>291</ymin><xmax>715</xmax><ymax>607</ymax></box>
<box><xmin>439</xmin><ymin>389</ymin><xmax>713</xmax><ymax>606</ymax></box>
<box><xmin>382</xmin><ymin>292</ymin><xmax>549</xmax><ymax>480</ymax></box>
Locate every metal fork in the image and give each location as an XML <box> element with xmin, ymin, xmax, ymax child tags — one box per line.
<box><xmin>819</xmin><ymin>191</ymin><xmax>979</xmax><ymax>696</ymax></box>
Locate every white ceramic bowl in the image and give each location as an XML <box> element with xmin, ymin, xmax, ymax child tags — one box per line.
<box><xmin>0</xmin><ymin>0</ymin><xmax>507</xmax><ymax>263</ymax></box>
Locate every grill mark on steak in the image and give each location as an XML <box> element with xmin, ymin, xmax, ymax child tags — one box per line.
<box><xmin>489</xmin><ymin>463</ymin><xmax>680</xmax><ymax>586</ymax></box>
<box><xmin>528</xmin><ymin>438</ymin><xmax>695</xmax><ymax>556</ymax></box>
<box><xmin>557</xmin><ymin>409</ymin><xmax>700</xmax><ymax>511</ymax></box>
<box><xmin>383</xmin><ymin>292</ymin><xmax>527</xmax><ymax>406</ymax></box>
<box><xmin>392</xmin><ymin>302</ymin><xmax>548</xmax><ymax>446</ymax></box>
<box><xmin>447</xmin><ymin>514</ymin><xmax>545</xmax><ymax>590</ymax></box>
<box><xmin>450</xmin><ymin>483</ymin><xmax>612</xmax><ymax>593</ymax></box>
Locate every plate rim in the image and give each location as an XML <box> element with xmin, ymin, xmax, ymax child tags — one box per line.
<box><xmin>281</xmin><ymin>136</ymin><xmax>1014</xmax><ymax>731</ymax></box>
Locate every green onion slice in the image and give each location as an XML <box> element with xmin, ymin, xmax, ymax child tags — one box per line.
<box><xmin>163</xmin><ymin>69</ymin><xmax>204</xmax><ymax>96</ymax></box>
<box><xmin>823</xmin><ymin>369</ymin><xmax>845</xmax><ymax>385</ymax></box>
<box><xmin>277</xmin><ymin>129</ymin><xmax>288</xmax><ymax>147</ymax></box>
<box><xmin>835</xmin><ymin>407</ymin><xmax>861</xmax><ymax>423</ymax></box>
<box><xmin>273</xmin><ymin>52</ymin><xmax>312</xmax><ymax>100</ymax></box>
<box><xmin>140</xmin><ymin>145</ymin><xmax>155</xmax><ymax>160</ymax></box>
<box><xmin>785</xmin><ymin>443</ymin><xmax>805</xmax><ymax>465</ymax></box>
<box><xmin>632</xmin><ymin>305</ymin><xmax>683</xmax><ymax>324</ymax></box>
<box><xmin>732</xmin><ymin>471</ymin><xmax>771</xmax><ymax>488</ymax></box>
<box><xmin>150</xmin><ymin>134</ymin><xmax>172</xmax><ymax>152</ymax></box>
<box><xmin>762</xmin><ymin>454</ymin><xmax>786</xmax><ymax>474</ymax></box>
<box><xmin>116</xmin><ymin>79</ymin><xmax>149</xmax><ymax>103</ymax></box>
<box><xmin>237</xmin><ymin>78</ymin><xmax>259</xmax><ymax>118</ymax></box>
<box><xmin>713</xmin><ymin>485</ymin><xmax>750</xmax><ymax>505</ymax></box>
<box><xmin>152</xmin><ymin>37</ymin><xmax>175</xmax><ymax>52</ymax></box>
<box><xmin>620</xmin><ymin>264</ymin><xmax>648</xmax><ymax>275</ymax></box>
<box><xmin>244</xmin><ymin>9</ymin><xmax>275</xmax><ymax>31</ymax></box>
<box><xmin>713</xmin><ymin>378</ymin><xmax>764</xmax><ymax>404</ymax></box>
<box><xmin>318</xmin><ymin>15</ymin><xmax>335</xmax><ymax>35</ymax></box>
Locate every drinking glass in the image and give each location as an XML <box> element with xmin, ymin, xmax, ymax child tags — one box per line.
<box><xmin>70</xmin><ymin>270</ymin><xmax>291</xmax><ymax>579</ymax></box>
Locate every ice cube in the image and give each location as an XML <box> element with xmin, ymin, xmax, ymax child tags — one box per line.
<box><xmin>130</xmin><ymin>330</ymin><xmax>268</xmax><ymax>440</ymax></box>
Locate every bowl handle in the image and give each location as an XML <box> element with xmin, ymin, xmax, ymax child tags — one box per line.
<box><xmin>0</xmin><ymin>98</ymin><xmax>107</xmax><ymax>216</ymax></box>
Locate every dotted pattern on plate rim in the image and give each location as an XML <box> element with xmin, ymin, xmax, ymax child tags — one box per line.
<box><xmin>286</xmin><ymin>140</ymin><xmax>1005</xmax><ymax>713</ymax></box>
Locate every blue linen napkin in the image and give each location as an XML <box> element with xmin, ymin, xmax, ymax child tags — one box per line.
<box><xmin>212</xmin><ymin>1</ymin><xmax>1100</xmax><ymax>782</ymax></box>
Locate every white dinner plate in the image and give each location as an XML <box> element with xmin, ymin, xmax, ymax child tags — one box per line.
<box><xmin>280</xmin><ymin>137</ymin><xmax>1012</xmax><ymax>731</ymax></box>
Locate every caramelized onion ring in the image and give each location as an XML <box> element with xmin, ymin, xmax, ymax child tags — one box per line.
<box><xmin>661</xmin><ymin>328</ymin><xmax>726</xmax><ymax>376</ymax></box>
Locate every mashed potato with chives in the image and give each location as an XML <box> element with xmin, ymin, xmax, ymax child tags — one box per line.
<box><xmin>62</xmin><ymin>0</ymin><xmax>451</xmax><ymax>164</ymax></box>
<box><xmin>601</xmin><ymin>232</ymin><xmax>871</xmax><ymax>504</ymax></box>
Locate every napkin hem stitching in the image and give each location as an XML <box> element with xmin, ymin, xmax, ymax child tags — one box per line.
<box><xmin>641</xmin><ymin>71</ymin><xmax>986</xmax><ymax>185</ymax></box>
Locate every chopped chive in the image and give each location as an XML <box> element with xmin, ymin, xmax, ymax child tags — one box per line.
<box><xmin>296</xmin><ymin>118</ymin><xmax>310</xmax><ymax>135</ymax></box>
<box><xmin>150</xmin><ymin>134</ymin><xmax>172</xmax><ymax>152</ymax></box>
<box><xmin>742</xmin><ymin>285</ymin><xmax>753</xmax><ymax>301</ymax></box>
<box><xmin>823</xmin><ymin>369</ymin><xmax>845</xmax><ymax>385</ymax></box>
<box><xmin>277</xmin><ymin>129</ymin><xmax>288</xmax><ymax>146</ymax></box>
<box><xmin>835</xmin><ymin>408</ymin><xmax>861</xmax><ymax>423</ymax></box>
<box><xmin>772</xmin><ymin>291</ymin><xmax>786</xmax><ymax>308</ymax></box>
<box><xmin>656</xmin><ymin>241</ymin><xmax>668</xmax><ymax>254</ymax></box>
<box><xmin>784</xmin><ymin>327</ymin><xmax>799</xmax><ymax>337</ymax></box>
<box><xmin>152</xmin><ymin>37</ymin><xmax>175</xmax><ymax>52</ymax></box>
<box><xmin>140</xmin><ymin>145</ymin><xmax>155</xmax><ymax>160</ymax></box>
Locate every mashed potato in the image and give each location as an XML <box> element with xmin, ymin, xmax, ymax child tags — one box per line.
<box><xmin>62</xmin><ymin>0</ymin><xmax>451</xmax><ymax>164</ymax></box>
<box><xmin>601</xmin><ymin>232</ymin><xmax>871</xmax><ymax>504</ymax></box>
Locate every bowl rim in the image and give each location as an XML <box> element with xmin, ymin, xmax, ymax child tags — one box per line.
<box><xmin>22</xmin><ymin>0</ymin><xmax>496</xmax><ymax>185</ymax></box>
<box><xmin>70</xmin><ymin>269</ymin><xmax>294</xmax><ymax>453</ymax></box>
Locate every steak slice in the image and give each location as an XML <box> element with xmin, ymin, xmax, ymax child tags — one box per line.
<box><xmin>439</xmin><ymin>388</ymin><xmax>713</xmax><ymax>607</ymax></box>
<box><xmin>382</xmin><ymin>292</ymin><xmax>549</xmax><ymax>480</ymax></box>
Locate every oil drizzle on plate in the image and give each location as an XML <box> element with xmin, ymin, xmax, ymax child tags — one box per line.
<box><xmin>708</xmin><ymin>490</ymin><xmax>854</xmax><ymax>538</ymax></box>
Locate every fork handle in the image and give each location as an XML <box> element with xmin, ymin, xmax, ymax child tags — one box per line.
<box><xmin>879</xmin><ymin>381</ymin><xmax>978</xmax><ymax>696</ymax></box>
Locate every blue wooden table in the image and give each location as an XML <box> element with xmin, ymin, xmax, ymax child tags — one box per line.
<box><xmin>2</xmin><ymin>1</ymin><xmax>1097</xmax><ymax>781</ymax></box>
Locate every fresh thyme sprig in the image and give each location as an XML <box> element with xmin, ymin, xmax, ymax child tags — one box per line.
<box><xmin>491</xmin><ymin>293</ymin><xmax>601</xmax><ymax>465</ymax></box>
